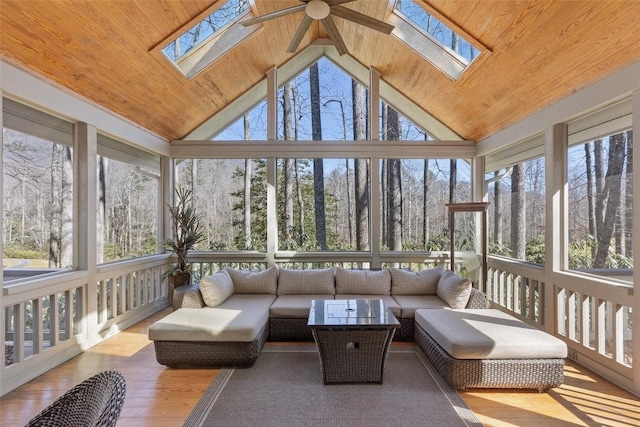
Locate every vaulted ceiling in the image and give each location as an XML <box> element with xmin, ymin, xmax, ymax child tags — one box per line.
<box><xmin>1</xmin><ymin>0</ymin><xmax>639</xmax><ymax>142</ymax></box>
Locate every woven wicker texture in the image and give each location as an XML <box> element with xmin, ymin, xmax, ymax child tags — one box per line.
<box><xmin>415</xmin><ymin>323</ymin><xmax>564</xmax><ymax>390</ymax></box>
<box><xmin>26</xmin><ymin>370</ymin><xmax>126</xmax><ymax>427</ymax></box>
<box><xmin>312</xmin><ymin>328</ymin><xmax>396</xmax><ymax>384</ymax></box>
<box><xmin>153</xmin><ymin>323</ymin><xmax>268</xmax><ymax>367</ymax></box>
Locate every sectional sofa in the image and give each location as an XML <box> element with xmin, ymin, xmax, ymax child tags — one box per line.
<box><xmin>148</xmin><ymin>266</ymin><xmax>486</xmax><ymax>366</ymax></box>
<box><xmin>148</xmin><ymin>265</ymin><xmax>567</xmax><ymax>390</ymax></box>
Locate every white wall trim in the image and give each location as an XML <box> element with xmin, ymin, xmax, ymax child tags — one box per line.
<box><xmin>1</xmin><ymin>60</ymin><xmax>170</xmax><ymax>157</ymax></box>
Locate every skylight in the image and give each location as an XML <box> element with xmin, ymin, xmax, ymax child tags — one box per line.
<box><xmin>391</xmin><ymin>0</ymin><xmax>483</xmax><ymax>79</ymax></box>
<box><xmin>162</xmin><ymin>0</ymin><xmax>250</xmax><ymax>63</ymax></box>
<box><xmin>395</xmin><ymin>0</ymin><xmax>479</xmax><ymax>64</ymax></box>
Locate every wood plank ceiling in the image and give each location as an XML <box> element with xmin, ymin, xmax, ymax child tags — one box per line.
<box><xmin>1</xmin><ymin>0</ymin><xmax>639</xmax><ymax>142</ymax></box>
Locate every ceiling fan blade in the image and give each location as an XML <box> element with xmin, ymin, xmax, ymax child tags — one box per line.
<box><xmin>321</xmin><ymin>16</ymin><xmax>348</xmax><ymax>56</ymax></box>
<box><xmin>331</xmin><ymin>5</ymin><xmax>395</xmax><ymax>34</ymax></box>
<box><xmin>241</xmin><ymin>4</ymin><xmax>306</xmax><ymax>26</ymax></box>
<box><xmin>288</xmin><ymin>15</ymin><xmax>314</xmax><ymax>53</ymax></box>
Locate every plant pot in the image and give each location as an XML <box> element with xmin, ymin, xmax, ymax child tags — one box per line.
<box><xmin>169</xmin><ymin>272</ymin><xmax>191</xmax><ymax>309</ymax></box>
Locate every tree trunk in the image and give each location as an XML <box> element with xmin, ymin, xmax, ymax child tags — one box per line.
<box><xmin>60</xmin><ymin>146</ymin><xmax>73</xmax><ymax>267</ymax></box>
<box><xmin>352</xmin><ymin>80</ymin><xmax>369</xmax><ymax>250</ymax></box>
<box><xmin>386</xmin><ymin>107</ymin><xmax>403</xmax><ymax>251</ymax></box>
<box><xmin>449</xmin><ymin>159</ymin><xmax>457</xmax><ymax>203</ymax></box>
<box><xmin>510</xmin><ymin>163</ymin><xmax>526</xmax><ymax>260</ymax></box>
<box><xmin>594</xmin><ymin>133</ymin><xmax>626</xmax><ymax>267</ymax></box>
<box><xmin>593</xmin><ymin>139</ymin><xmax>605</xmax><ymax>243</ymax></box>
<box><xmin>584</xmin><ymin>143</ymin><xmax>596</xmax><ymax>258</ymax></box>
<box><xmin>243</xmin><ymin>114</ymin><xmax>252</xmax><ymax>250</ymax></box>
<box><xmin>493</xmin><ymin>170</ymin><xmax>503</xmax><ymax>245</ymax></box>
<box><xmin>282</xmin><ymin>83</ymin><xmax>294</xmax><ymax>242</ymax></box>
<box><xmin>48</xmin><ymin>144</ymin><xmax>62</xmax><ymax>268</ymax></box>
<box><xmin>422</xmin><ymin>158</ymin><xmax>430</xmax><ymax>247</ymax></box>
<box><xmin>310</xmin><ymin>63</ymin><xmax>327</xmax><ymax>250</ymax></box>
<box><xmin>624</xmin><ymin>130</ymin><xmax>633</xmax><ymax>257</ymax></box>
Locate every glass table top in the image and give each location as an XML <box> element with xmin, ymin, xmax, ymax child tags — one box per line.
<box><xmin>307</xmin><ymin>299</ymin><xmax>400</xmax><ymax>327</ymax></box>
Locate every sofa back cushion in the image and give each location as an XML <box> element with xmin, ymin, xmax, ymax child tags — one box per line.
<box><xmin>199</xmin><ymin>270</ymin><xmax>235</xmax><ymax>307</ymax></box>
<box><xmin>225</xmin><ymin>267</ymin><xmax>278</xmax><ymax>294</ymax></box>
<box><xmin>335</xmin><ymin>267</ymin><xmax>391</xmax><ymax>295</ymax></box>
<box><xmin>390</xmin><ymin>267</ymin><xmax>442</xmax><ymax>295</ymax></box>
<box><xmin>436</xmin><ymin>269</ymin><xmax>472</xmax><ymax>309</ymax></box>
<box><xmin>277</xmin><ymin>268</ymin><xmax>336</xmax><ymax>296</ymax></box>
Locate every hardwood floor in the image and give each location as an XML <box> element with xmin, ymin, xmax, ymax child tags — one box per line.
<box><xmin>2</xmin><ymin>308</ymin><xmax>639</xmax><ymax>427</ymax></box>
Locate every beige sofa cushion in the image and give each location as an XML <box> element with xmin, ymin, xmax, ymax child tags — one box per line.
<box><xmin>277</xmin><ymin>268</ymin><xmax>335</xmax><ymax>296</ymax></box>
<box><xmin>415</xmin><ymin>309</ymin><xmax>568</xmax><ymax>359</ymax></box>
<box><xmin>390</xmin><ymin>267</ymin><xmax>442</xmax><ymax>295</ymax></box>
<box><xmin>199</xmin><ymin>270</ymin><xmax>234</xmax><ymax>307</ymax></box>
<box><xmin>149</xmin><ymin>294</ymin><xmax>275</xmax><ymax>342</ymax></box>
<box><xmin>436</xmin><ymin>269</ymin><xmax>472</xmax><ymax>309</ymax></box>
<box><xmin>392</xmin><ymin>295</ymin><xmax>449</xmax><ymax>318</ymax></box>
<box><xmin>335</xmin><ymin>267</ymin><xmax>391</xmax><ymax>295</ymax></box>
<box><xmin>270</xmin><ymin>295</ymin><xmax>334</xmax><ymax>317</ymax></box>
<box><xmin>226</xmin><ymin>267</ymin><xmax>278</xmax><ymax>294</ymax></box>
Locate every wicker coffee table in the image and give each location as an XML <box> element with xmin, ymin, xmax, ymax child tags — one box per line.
<box><xmin>308</xmin><ymin>299</ymin><xmax>400</xmax><ymax>384</ymax></box>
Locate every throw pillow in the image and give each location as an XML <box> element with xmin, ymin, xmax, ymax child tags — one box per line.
<box><xmin>335</xmin><ymin>267</ymin><xmax>391</xmax><ymax>295</ymax></box>
<box><xmin>199</xmin><ymin>270</ymin><xmax>234</xmax><ymax>307</ymax></box>
<box><xmin>225</xmin><ymin>266</ymin><xmax>278</xmax><ymax>294</ymax></box>
<box><xmin>277</xmin><ymin>268</ymin><xmax>336</xmax><ymax>296</ymax></box>
<box><xmin>436</xmin><ymin>269</ymin><xmax>472</xmax><ymax>309</ymax></box>
<box><xmin>390</xmin><ymin>267</ymin><xmax>442</xmax><ymax>295</ymax></box>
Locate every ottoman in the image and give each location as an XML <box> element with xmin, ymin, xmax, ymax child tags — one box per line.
<box><xmin>414</xmin><ymin>309</ymin><xmax>567</xmax><ymax>391</ymax></box>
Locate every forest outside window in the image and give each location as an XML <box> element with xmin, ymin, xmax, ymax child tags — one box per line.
<box><xmin>174</xmin><ymin>158</ymin><xmax>267</xmax><ymax>252</ymax></box>
<box><xmin>3</xmin><ymin>128</ymin><xmax>74</xmax><ymax>278</ymax></box>
<box><xmin>276</xmin><ymin>158</ymin><xmax>370</xmax><ymax>251</ymax></box>
<box><xmin>567</xmin><ymin>129</ymin><xmax>633</xmax><ymax>283</ymax></box>
<box><xmin>97</xmin><ymin>135</ymin><xmax>160</xmax><ymax>263</ymax></box>
<box><xmin>486</xmin><ymin>155</ymin><xmax>546</xmax><ymax>266</ymax></box>
<box><xmin>379</xmin><ymin>158</ymin><xmax>470</xmax><ymax>252</ymax></box>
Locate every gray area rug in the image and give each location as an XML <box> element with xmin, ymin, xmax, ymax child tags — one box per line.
<box><xmin>185</xmin><ymin>345</ymin><xmax>482</xmax><ymax>427</ymax></box>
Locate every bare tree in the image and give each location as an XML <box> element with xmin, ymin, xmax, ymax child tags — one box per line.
<box><xmin>352</xmin><ymin>80</ymin><xmax>369</xmax><ymax>250</ymax></box>
<box><xmin>584</xmin><ymin>142</ymin><xmax>596</xmax><ymax>258</ymax></box>
<box><xmin>386</xmin><ymin>107</ymin><xmax>403</xmax><ymax>251</ymax></box>
<box><xmin>422</xmin><ymin>158</ymin><xmax>430</xmax><ymax>247</ymax></box>
<box><xmin>510</xmin><ymin>163</ymin><xmax>526</xmax><ymax>260</ymax></box>
<box><xmin>282</xmin><ymin>83</ymin><xmax>295</xmax><ymax>243</ymax></box>
<box><xmin>593</xmin><ymin>139</ymin><xmax>605</xmax><ymax>242</ymax></box>
<box><xmin>493</xmin><ymin>170</ymin><xmax>503</xmax><ymax>245</ymax></box>
<box><xmin>594</xmin><ymin>133</ymin><xmax>626</xmax><ymax>267</ymax></box>
<box><xmin>243</xmin><ymin>114</ymin><xmax>252</xmax><ymax>249</ymax></box>
<box><xmin>310</xmin><ymin>63</ymin><xmax>327</xmax><ymax>250</ymax></box>
<box><xmin>624</xmin><ymin>130</ymin><xmax>633</xmax><ymax>257</ymax></box>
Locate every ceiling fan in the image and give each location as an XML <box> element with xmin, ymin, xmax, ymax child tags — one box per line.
<box><xmin>241</xmin><ymin>0</ymin><xmax>394</xmax><ymax>56</ymax></box>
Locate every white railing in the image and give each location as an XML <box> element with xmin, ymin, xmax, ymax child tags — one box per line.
<box><xmin>3</xmin><ymin>251</ymin><xmax>633</xmax><ymax>395</ymax></box>
<box><xmin>186</xmin><ymin>250</ymin><xmax>454</xmax><ymax>281</ymax></box>
<box><xmin>2</xmin><ymin>254</ymin><xmax>170</xmax><ymax>395</ymax></box>
<box><xmin>487</xmin><ymin>255</ymin><xmax>633</xmax><ymax>391</ymax></box>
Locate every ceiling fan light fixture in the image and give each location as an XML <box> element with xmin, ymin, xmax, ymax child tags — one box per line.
<box><xmin>306</xmin><ymin>0</ymin><xmax>330</xmax><ymax>20</ymax></box>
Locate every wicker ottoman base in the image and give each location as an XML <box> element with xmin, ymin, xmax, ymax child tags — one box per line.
<box><xmin>312</xmin><ymin>328</ymin><xmax>396</xmax><ymax>384</ymax></box>
<box><xmin>153</xmin><ymin>323</ymin><xmax>268</xmax><ymax>368</ymax></box>
<box><xmin>415</xmin><ymin>323</ymin><xmax>564</xmax><ymax>391</ymax></box>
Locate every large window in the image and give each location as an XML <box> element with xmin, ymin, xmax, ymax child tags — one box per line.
<box><xmin>381</xmin><ymin>158</ymin><xmax>471</xmax><ymax>251</ymax></box>
<box><xmin>97</xmin><ymin>135</ymin><xmax>160</xmax><ymax>263</ymax></box>
<box><xmin>486</xmin><ymin>156</ymin><xmax>546</xmax><ymax>265</ymax></box>
<box><xmin>567</xmin><ymin>129</ymin><xmax>633</xmax><ymax>280</ymax></box>
<box><xmin>3</xmin><ymin>128</ymin><xmax>73</xmax><ymax>272</ymax></box>
<box><xmin>174</xmin><ymin>158</ymin><xmax>267</xmax><ymax>252</ymax></box>
<box><xmin>277</xmin><ymin>158</ymin><xmax>370</xmax><ymax>251</ymax></box>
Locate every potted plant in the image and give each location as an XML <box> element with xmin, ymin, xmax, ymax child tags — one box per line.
<box><xmin>164</xmin><ymin>187</ymin><xmax>204</xmax><ymax>289</ymax></box>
